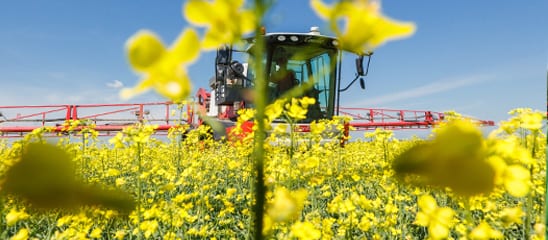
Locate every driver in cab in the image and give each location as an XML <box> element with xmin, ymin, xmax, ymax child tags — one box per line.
<box><xmin>271</xmin><ymin>54</ymin><xmax>298</xmax><ymax>94</ymax></box>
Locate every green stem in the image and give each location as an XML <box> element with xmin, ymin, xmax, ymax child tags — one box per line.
<box><xmin>252</xmin><ymin>1</ymin><xmax>267</xmax><ymax>238</ymax></box>
<box><xmin>524</xmin><ymin>131</ymin><xmax>537</xmax><ymax>239</ymax></box>
<box><xmin>523</xmin><ymin>130</ymin><xmax>541</xmax><ymax>239</ymax></box>
<box><xmin>463</xmin><ymin>197</ymin><xmax>474</xmax><ymax>233</ymax></box>
<box><xmin>525</xmin><ymin>189</ymin><xmax>533</xmax><ymax>238</ymax></box>
<box><xmin>545</xmin><ymin>127</ymin><xmax>548</xmax><ymax>240</ymax></box>
<box><xmin>82</xmin><ymin>133</ymin><xmax>87</xmax><ymax>179</ymax></box>
<box><xmin>176</xmin><ymin>130</ymin><xmax>182</xmax><ymax>179</ymax></box>
<box><xmin>0</xmin><ymin>197</ymin><xmax>4</xmax><ymax>238</ymax></box>
<box><xmin>137</xmin><ymin>142</ymin><xmax>143</xmax><ymax>240</ymax></box>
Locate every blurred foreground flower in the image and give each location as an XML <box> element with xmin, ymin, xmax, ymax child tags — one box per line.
<box><xmin>310</xmin><ymin>0</ymin><xmax>415</xmax><ymax>54</ymax></box>
<box><xmin>122</xmin><ymin>28</ymin><xmax>200</xmax><ymax>101</ymax></box>
<box><xmin>184</xmin><ymin>0</ymin><xmax>256</xmax><ymax>49</ymax></box>
<box><xmin>393</xmin><ymin>119</ymin><xmax>532</xmax><ymax>197</ymax></box>
<box><xmin>1</xmin><ymin>143</ymin><xmax>135</xmax><ymax>213</ymax></box>
<box><xmin>393</xmin><ymin>120</ymin><xmax>495</xmax><ymax>196</ymax></box>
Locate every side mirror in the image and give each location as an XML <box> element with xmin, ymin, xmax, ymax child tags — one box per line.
<box><xmin>355</xmin><ymin>56</ymin><xmax>364</xmax><ymax>76</ymax></box>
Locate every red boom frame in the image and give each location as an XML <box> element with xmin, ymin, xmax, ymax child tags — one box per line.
<box><xmin>0</xmin><ymin>101</ymin><xmax>494</xmax><ymax>138</ymax></box>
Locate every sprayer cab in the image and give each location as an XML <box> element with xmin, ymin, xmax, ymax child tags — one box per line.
<box><xmin>212</xmin><ymin>27</ymin><xmax>371</xmax><ymax>122</ymax></box>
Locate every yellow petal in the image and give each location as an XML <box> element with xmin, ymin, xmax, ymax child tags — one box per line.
<box><xmin>239</xmin><ymin>10</ymin><xmax>257</xmax><ymax>34</ymax></box>
<box><xmin>153</xmin><ymin>73</ymin><xmax>192</xmax><ymax>102</ymax></box>
<box><xmin>429</xmin><ymin>222</ymin><xmax>451</xmax><ymax>240</ymax></box>
<box><xmin>418</xmin><ymin>195</ymin><xmax>438</xmax><ymax>214</ymax></box>
<box><xmin>227</xmin><ymin>0</ymin><xmax>245</xmax><ymax>9</ymax></box>
<box><xmin>486</xmin><ymin>155</ymin><xmax>507</xmax><ymax>185</ymax></box>
<box><xmin>311</xmin><ymin>0</ymin><xmax>416</xmax><ymax>54</ymax></box>
<box><xmin>310</xmin><ymin>0</ymin><xmax>332</xmax><ymax>19</ymax></box>
<box><xmin>469</xmin><ymin>222</ymin><xmax>503</xmax><ymax>240</ymax></box>
<box><xmin>500</xmin><ymin>206</ymin><xmax>524</xmax><ymax>226</ymax></box>
<box><xmin>435</xmin><ymin>207</ymin><xmax>455</xmax><ymax>226</ymax></box>
<box><xmin>183</xmin><ymin>0</ymin><xmax>213</xmax><ymax>26</ymax></box>
<box><xmin>201</xmin><ymin>29</ymin><xmax>231</xmax><ymax>50</ymax></box>
<box><xmin>414</xmin><ymin>212</ymin><xmax>430</xmax><ymax>226</ymax></box>
<box><xmin>212</xmin><ymin>0</ymin><xmax>235</xmax><ymax>21</ymax></box>
<box><xmin>126</xmin><ymin>30</ymin><xmax>166</xmax><ymax>72</ymax></box>
<box><xmin>521</xmin><ymin>111</ymin><xmax>544</xmax><ymax>131</ymax></box>
<box><xmin>170</xmin><ymin>28</ymin><xmax>201</xmax><ymax>64</ymax></box>
<box><xmin>10</xmin><ymin>228</ymin><xmax>29</xmax><ymax>240</ymax></box>
<box><xmin>368</xmin><ymin>16</ymin><xmax>416</xmax><ymax>48</ymax></box>
<box><xmin>120</xmin><ymin>77</ymin><xmax>154</xmax><ymax>100</ymax></box>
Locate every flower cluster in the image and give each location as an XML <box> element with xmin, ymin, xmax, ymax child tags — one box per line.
<box><xmin>0</xmin><ymin>108</ymin><xmax>544</xmax><ymax>239</ymax></box>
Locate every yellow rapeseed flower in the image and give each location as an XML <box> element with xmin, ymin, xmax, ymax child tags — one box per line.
<box><xmin>163</xmin><ymin>232</ymin><xmax>178</xmax><ymax>240</ymax></box>
<box><xmin>6</xmin><ymin>208</ymin><xmax>30</xmax><ymax>226</ymax></box>
<box><xmin>10</xmin><ymin>228</ymin><xmax>30</xmax><ymax>240</ymax></box>
<box><xmin>139</xmin><ymin>220</ymin><xmax>159</xmax><ymax>239</ymax></box>
<box><xmin>262</xmin><ymin>214</ymin><xmax>273</xmax><ymax>236</ymax></box>
<box><xmin>115</xmin><ymin>177</ymin><xmax>126</xmax><ymax>187</ymax></box>
<box><xmin>285</xmin><ymin>99</ymin><xmax>308</xmax><ymax>121</ymax></box>
<box><xmin>469</xmin><ymin>221</ymin><xmax>503</xmax><ymax>240</ymax></box>
<box><xmin>285</xmin><ymin>97</ymin><xmax>316</xmax><ymax>121</ymax></box>
<box><xmin>265</xmin><ymin>99</ymin><xmax>285</xmax><ymax>122</ymax></box>
<box><xmin>502</xmin><ymin>164</ymin><xmax>530</xmax><ymax>197</ymax></box>
<box><xmin>89</xmin><ymin>227</ymin><xmax>103</xmax><ymax>239</ymax></box>
<box><xmin>184</xmin><ymin>0</ymin><xmax>256</xmax><ymax>49</ymax></box>
<box><xmin>106</xmin><ymin>168</ymin><xmax>121</xmax><ymax>177</ymax></box>
<box><xmin>508</xmin><ymin>108</ymin><xmax>545</xmax><ymax>132</ymax></box>
<box><xmin>414</xmin><ymin>195</ymin><xmax>455</xmax><ymax>240</ymax></box>
<box><xmin>485</xmin><ymin>154</ymin><xmax>531</xmax><ymax>197</ymax></box>
<box><xmin>290</xmin><ymin>221</ymin><xmax>321</xmax><ymax>240</ymax></box>
<box><xmin>122</xmin><ymin>28</ymin><xmax>200</xmax><ymax>101</ymax></box>
<box><xmin>310</xmin><ymin>0</ymin><xmax>415</xmax><ymax>53</ymax></box>
<box><xmin>499</xmin><ymin>206</ymin><xmax>524</xmax><ymax>227</ymax></box>
<box><xmin>267</xmin><ymin>187</ymin><xmax>308</xmax><ymax>222</ymax></box>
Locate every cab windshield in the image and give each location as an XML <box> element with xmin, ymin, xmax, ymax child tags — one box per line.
<box><xmin>264</xmin><ymin>44</ymin><xmax>338</xmax><ymax>122</ymax></box>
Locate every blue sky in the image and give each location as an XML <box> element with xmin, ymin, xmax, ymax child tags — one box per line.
<box><xmin>0</xmin><ymin>1</ymin><xmax>546</xmax><ymax>131</ymax></box>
